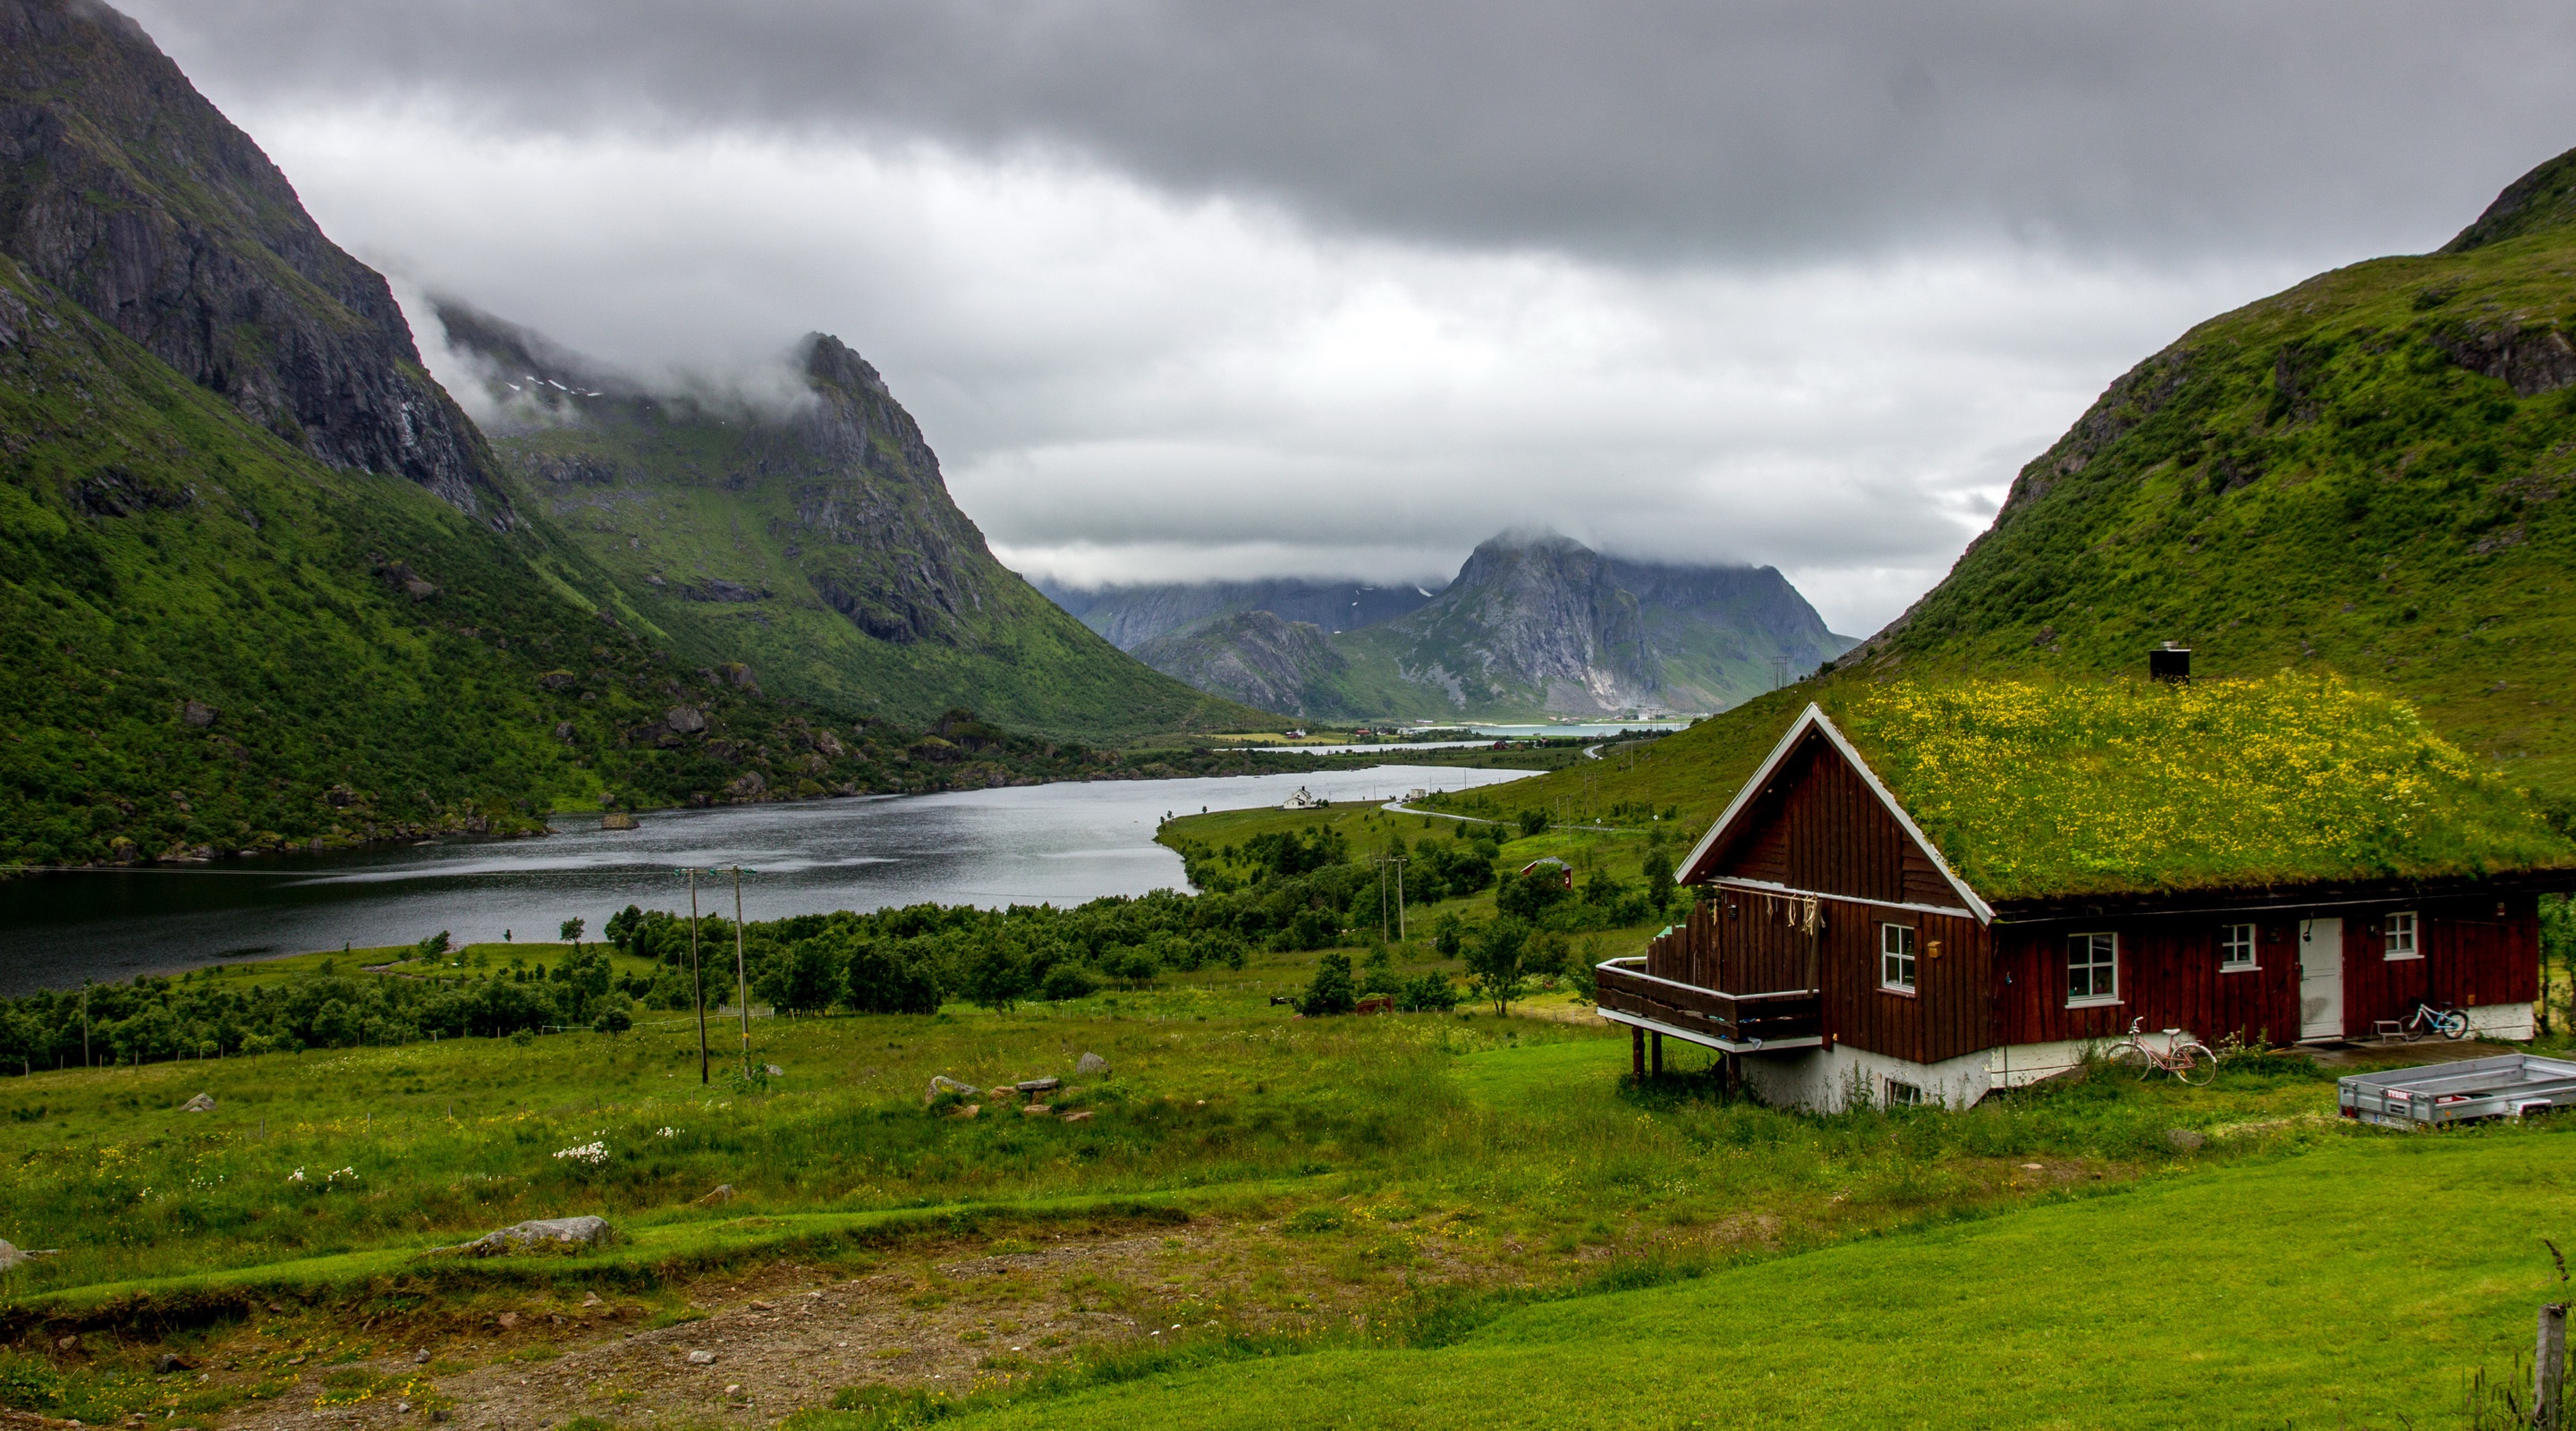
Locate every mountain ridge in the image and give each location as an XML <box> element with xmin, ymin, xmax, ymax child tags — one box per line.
<box><xmin>1088</xmin><ymin>531</ymin><xmax>1852</xmax><ymax>720</ymax></box>
<box><xmin>438</xmin><ymin>301</ymin><xmax>1271</xmax><ymax>741</ymax></box>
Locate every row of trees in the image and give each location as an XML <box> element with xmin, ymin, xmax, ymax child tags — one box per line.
<box><xmin>0</xmin><ymin>947</ymin><xmax>637</xmax><ymax>1070</ymax></box>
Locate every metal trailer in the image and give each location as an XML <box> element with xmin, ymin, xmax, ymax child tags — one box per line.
<box><xmin>2338</xmin><ymin>1054</ymin><xmax>2576</xmax><ymax>1129</ymax></box>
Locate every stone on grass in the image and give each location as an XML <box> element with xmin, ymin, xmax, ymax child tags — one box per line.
<box><xmin>0</xmin><ymin>1240</ymin><xmax>28</xmax><ymax>1271</ymax></box>
<box><xmin>764</xmin><ymin>1063</ymin><xmax>784</xmax><ymax>1077</ymax></box>
<box><xmin>1021</xmin><ymin>1105</ymin><xmax>1053</xmax><ymax>1117</ymax></box>
<box><xmin>1075</xmin><ymin>1052</ymin><xmax>1109</xmax><ymax>1075</ymax></box>
<box><xmin>926</xmin><ymin>1074</ymin><xmax>980</xmax><ymax>1105</ymax></box>
<box><xmin>686</xmin><ymin>1350</ymin><xmax>716</xmax><ymax>1366</ymax></box>
<box><xmin>1015</xmin><ymin>1077</ymin><xmax>1061</xmax><ymax>1093</ymax></box>
<box><xmin>181</xmin><ymin>1093</ymin><xmax>216</xmax><ymax>1113</ymax></box>
<box><xmin>154</xmin><ymin>1353</ymin><xmax>197</xmax><ymax>1374</ymax></box>
<box><xmin>496</xmin><ymin>1313</ymin><xmax>519</xmax><ymax>1330</ymax></box>
<box><xmin>2165</xmin><ymin>1128</ymin><xmax>2207</xmax><ymax>1151</ymax></box>
<box><xmin>1061</xmin><ymin>1110</ymin><xmax>1096</xmax><ymax>1123</ymax></box>
<box><xmin>438</xmin><ymin>1215</ymin><xmax>615</xmax><ymax>1257</ymax></box>
<box><xmin>698</xmin><ymin>1184</ymin><xmax>737</xmax><ymax>1205</ymax></box>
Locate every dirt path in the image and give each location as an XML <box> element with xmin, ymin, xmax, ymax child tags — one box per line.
<box><xmin>214</xmin><ymin>1221</ymin><xmax>1305</xmax><ymax>1431</ymax></box>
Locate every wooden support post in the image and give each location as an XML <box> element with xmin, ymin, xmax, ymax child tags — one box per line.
<box><xmin>2541</xmin><ymin>1301</ymin><xmax>2568</xmax><ymax>1431</ymax></box>
<box><xmin>1631</xmin><ymin>1025</ymin><xmax>1645</xmax><ymax>1080</ymax></box>
<box><xmin>1724</xmin><ymin>1052</ymin><xmax>1742</xmax><ymax>1096</ymax></box>
<box><xmin>1650</xmin><ymin>1031</ymin><xmax>1664</xmax><ymax>1078</ymax></box>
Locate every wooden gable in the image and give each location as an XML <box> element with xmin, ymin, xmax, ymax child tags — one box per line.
<box><xmin>1678</xmin><ymin>705</ymin><xmax>1989</xmax><ymax>919</ymax></box>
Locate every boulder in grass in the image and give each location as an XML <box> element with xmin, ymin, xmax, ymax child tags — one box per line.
<box><xmin>0</xmin><ymin>1240</ymin><xmax>26</xmax><ymax>1271</ymax></box>
<box><xmin>1014</xmin><ymin>1077</ymin><xmax>1061</xmax><ymax>1094</ymax></box>
<box><xmin>182</xmin><ymin>1093</ymin><xmax>216</xmax><ymax>1113</ymax></box>
<box><xmin>435</xmin><ymin>1215</ymin><xmax>614</xmax><ymax>1257</ymax></box>
<box><xmin>1075</xmin><ymin>1052</ymin><xmax>1109</xmax><ymax>1076</ymax></box>
<box><xmin>926</xmin><ymin>1074</ymin><xmax>980</xmax><ymax>1105</ymax></box>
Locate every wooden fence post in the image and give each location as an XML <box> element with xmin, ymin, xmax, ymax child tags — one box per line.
<box><xmin>1631</xmin><ymin>1026</ymin><xmax>1644</xmax><ymax>1080</ymax></box>
<box><xmin>2541</xmin><ymin>1301</ymin><xmax>2568</xmax><ymax>1430</ymax></box>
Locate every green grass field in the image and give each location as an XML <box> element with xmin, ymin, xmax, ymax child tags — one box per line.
<box><xmin>920</xmin><ymin>1130</ymin><xmax>2572</xmax><ymax>1430</ymax></box>
<box><xmin>0</xmin><ymin>932</ymin><xmax>2557</xmax><ymax>1430</ymax></box>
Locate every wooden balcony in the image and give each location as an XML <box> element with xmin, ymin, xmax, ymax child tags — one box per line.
<box><xmin>1594</xmin><ymin>956</ymin><xmax>1821</xmax><ymax>1051</ymax></box>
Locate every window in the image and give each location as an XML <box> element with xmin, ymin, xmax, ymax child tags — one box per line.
<box><xmin>1883</xmin><ymin>1078</ymin><xmax>1927</xmax><ymax>1107</ymax></box>
<box><xmin>2385</xmin><ymin>910</ymin><xmax>2420</xmax><ymax>961</ymax></box>
<box><xmin>2067</xmin><ymin>932</ymin><xmax>2119</xmax><ymax>1005</ymax></box>
<box><xmin>2220</xmin><ymin>923</ymin><xmax>2258</xmax><ymax>972</ymax></box>
<box><xmin>1880</xmin><ymin>923</ymin><xmax>1918</xmax><ymax>993</ymax></box>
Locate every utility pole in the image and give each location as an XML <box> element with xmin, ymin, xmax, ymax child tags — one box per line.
<box><xmin>677</xmin><ymin>868</ymin><xmax>709</xmax><ymax>1084</ymax></box>
<box><xmin>80</xmin><ymin>986</ymin><xmax>89</xmax><ymax>1068</ymax></box>
<box><xmin>1393</xmin><ymin>857</ymin><xmax>1409</xmax><ymax>942</ymax></box>
<box><xmin>726</xmin><ymin>866</ymin><xmax>751</xmax><ymax>1079</ymax></box>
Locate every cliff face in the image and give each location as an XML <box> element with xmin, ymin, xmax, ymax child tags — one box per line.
<box><xmin>1045</xmin><ymin>578</ymin><xmax>1439</xmax><ymax>649</ymax></box>
<box><xmin>0</xmin><ymin>0</ymin><xmax>498</xmax><ymax>509</ymax></box>
<box><xmin>445</xmin><ymin>304</ymin><xmax>1263</xmax><ymax>740</ymax></box>
<box><xmin>1131</xmin><ymin>610</ymin><xmax>1348</xmax><ymax>717</ymax></box>
<box><xmin>1113</xmin><ymin>530</ymin><xmax>1852</xmax><ymax>720</ymax></box>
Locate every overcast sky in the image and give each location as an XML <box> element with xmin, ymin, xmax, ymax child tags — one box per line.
<box><xmin>120</xmin><ymin>0</ymin><xmax>2576</xmax><ymax>634</ymax></box>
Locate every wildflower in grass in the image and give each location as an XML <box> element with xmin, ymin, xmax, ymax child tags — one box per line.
<box><xmin>326</xmin><ymin>1166</ymin><xmax>359</xmax><ymax>1184</ymax></box>
<box><xmin>287</xmin><ymin>1167</ymin><xmax>305</xmax><ymax>1183</ymax></box>
<box><xmin>553</xmin><ymin>1141</ymin><xmax>610</xmax><ymax>1166</ymax></box>
<box><xmin>655</xmin><ymin>1127</ymin><xmax>680</xmax><ymax>1139</ymax></box>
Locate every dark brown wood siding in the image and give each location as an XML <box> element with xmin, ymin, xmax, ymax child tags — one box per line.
<box><xmin>1995</xmin><ymin>895</ymin><xmax>2538</xmax><ymax>1046</ymax></box>
<box><xmin>1706</xmin><ymin>732</ymin><xmax>1964</xmax><ymax>910</ymax></box>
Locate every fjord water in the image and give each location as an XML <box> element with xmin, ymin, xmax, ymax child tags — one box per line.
<box><xmin>0</xmin><ymin>766</ymin><xmax>1530</xmax><ymax>995</ymax></box>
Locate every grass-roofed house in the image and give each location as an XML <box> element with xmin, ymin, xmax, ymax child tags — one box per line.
<box><xmin>1594</xmin><ymin>663</ymin><xmax>2576</xmax><ymax>1110</ymax></box>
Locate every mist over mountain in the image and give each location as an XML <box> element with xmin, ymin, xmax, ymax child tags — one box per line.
<box><xmin>436</xmin><ymin>302</ymin><xmax>1266</xmax><ymax>741</ymax></box>
<box><xmin>1077</xmin><ymin>532</ymin><xmax>1852</xmax><ymax>721</ymax></box>
<box><xmin>1039</xmin><ymin>577</ymin><xmax>1442</xmax><ymax>650</ymax></box>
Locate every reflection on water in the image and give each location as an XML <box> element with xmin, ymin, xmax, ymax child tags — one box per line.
<box><xmin>0</xmin><ymin>765</ymin><xmax>1533</xmax><ymax>995</ymax></box>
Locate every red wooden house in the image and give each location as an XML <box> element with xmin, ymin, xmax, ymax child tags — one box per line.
<box><xmin>1594</xmin><ymin>669</ymin><xmax>2576</xmax><ymax>1109</ymax></box>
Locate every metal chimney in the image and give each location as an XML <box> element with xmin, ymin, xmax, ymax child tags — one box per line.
<box><xmin>2148</xmin><ymin>642</ymin><xmax>2190</xmax><ymax>683</ymax></box>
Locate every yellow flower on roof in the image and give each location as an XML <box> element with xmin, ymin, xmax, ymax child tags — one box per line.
<box><xmin>1827</xmin><ymin>673</ymin><xmax>2573</xmax><ymax>900</ymax></box>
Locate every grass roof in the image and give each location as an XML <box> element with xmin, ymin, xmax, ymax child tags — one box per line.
<box><xmin>1826</xmin><ymin>673</ymin><xmax>2576</xmax><ymax>902</ymax></box>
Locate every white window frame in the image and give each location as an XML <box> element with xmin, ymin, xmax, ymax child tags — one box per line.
<box><xmin>1879</xmin><ymin>922</ymin><xmax>1918</xmax><ymax>995</ymax></box>
<box><xmin>1883</xmin><ymin>1078</ymin><xmax>1926</xmax><ymax>1107</ymax></box>
<box><xmin>2220</xmin><ymin>922</ymin><xmax>2258</xmax><ymax>973</ymax></box>
<box><xmin>2067</xmin><ymin>931</ymin><xmax>2120</xmax><ymax>1007</ymax></box>
<box><xmin>2384</xmin><ymin>910</ymin><xmax>2420</xmax><ymax>961</ymax></box>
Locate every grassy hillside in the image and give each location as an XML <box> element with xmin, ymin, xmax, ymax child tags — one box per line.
<box><xmin>1843</xmin><ymin>146</ymin><xmax>2576</xmax><ymax>807</ymax></box>
<box><xmin>449</xmin><ymin>309</ymin><xmax>1267</xmax><ymax>744</ymax></box>
<box><xmin>0</xmin><ymin>257</ymin><xmax>838</xmax><ymax>863</ymax></box>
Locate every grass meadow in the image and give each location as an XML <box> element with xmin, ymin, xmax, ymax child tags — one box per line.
<box><xmin>4</xmin><ymin>934</ymin><xmax>2552</xmax><ymax>1429</ymax></box>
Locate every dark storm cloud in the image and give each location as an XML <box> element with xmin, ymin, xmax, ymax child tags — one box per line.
<box><xmin>119</xmin><ymin>0</ymin><xmax>2576</xmax><ymax>265</ymax></box>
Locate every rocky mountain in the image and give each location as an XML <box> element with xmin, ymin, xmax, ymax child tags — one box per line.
<box><xmin>1325</xmin><ymin>533</ymin><xmax>1853</xmax><ymax>719</ymax></box>
<box><xmin>0</xmin><ymin>0</ymin><xmax>497</xmax><ymax>509</ymax></box>
<box><xmin>0</xmin><ymin>0</ymin><xmax>1261</xmax><ymax>869</ymax></box>
<box><xmin>1828</xmin><ymin>143</ymin><xmax>2576</xmax><ymax>806</ymax></box>
<box><xmin>1131</xmin><ymin>611</ymin><xmax>1348</xmax><ymax>716</ymax></box>
<box><xmin>439</xmin><ymin>303</ymin><xmax>1266</xmax><ymax>741</ymax></box>
<box><xmin>1041</xmin><ymin>578</ymin><xmax>1440</xmax><ymax>649</ymax></box>
<box><xmin>1106</xmin><ymin>531</ymin><xmax>1852</xmax><ymax>721</ymax></box>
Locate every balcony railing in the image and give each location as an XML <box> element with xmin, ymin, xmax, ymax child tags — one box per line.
<box><xmin>1594</xmin><ymin>956</ymin><xmax>1820</xmax><ymax>1049</ymax></box>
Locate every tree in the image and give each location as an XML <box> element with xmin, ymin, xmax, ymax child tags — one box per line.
<box><xmin>1431</xmin><ymin>912</ymin><xmax>1465</xmax><ymax>959</ymax></box>
<box><xmin>1040</xmin><ymin>962</ymin><xmax>1100</xmax><ymax>1002</ymax></box>
<box><xmin>1518</xmin><ymin>809</ymin><xmax>1549</xmax><ymax>837</ymax></box>
<box><xmin>1360</xmin><ymin>942</ymin><xmax>1401</xmax><ymax>996</ymax></box>
<box><xmin>771</xmin><ymin>938</ymin><xmax>843</xmax><ymax>1015</ymax></box>
<box><xmin>1465</xmin><ymin>917</ymin><xmax>1531</xmax><ymax>1015</ymax></box>
<box><xmin>846</xmin><ymin>939</ymin><xmax>942</xmax><ymax>1015</ymax></box>
<box><xmin>1640</xmin><ymin>848</ymin><xmax>1676</xmax><ymax>914</ymax></box>
<box><xmin>1496</xmin><ymin>865</ymin><xmax>1571</xmax><ymax>920</ymax></box>
<box><xmin>560</xmin><ymin>917</ymin><xmax>585</xmax><ymax>948</ymax></box>
<box><xmin>1297</xmin><ymin>951</ymin><xmax>1357</xmax><ymax>1016</ymax></box>
<box><xmin>964</xmin><ymin>942</ymin><xmax>1030</xmax><ymax>1013</ymax></box>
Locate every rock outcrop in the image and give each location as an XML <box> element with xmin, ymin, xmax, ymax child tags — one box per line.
<box><xmin>0</xmin><ymin>0</ymin><xmax>502</xmax><ymax>508</ymax></box>
<box><xmin>1133</xmin><ymin>610</ymin><xmax>1347</xmax><ymax>716</ymax></box>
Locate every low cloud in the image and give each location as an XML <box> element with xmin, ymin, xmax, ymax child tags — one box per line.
<box><xmin>114</xmin><ymin>3</ymin><xmax>2572</xmax><ymax>634</ymax></box>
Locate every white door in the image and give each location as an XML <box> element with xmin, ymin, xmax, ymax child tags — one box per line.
<box><xmin>2299</xmin><ymin>918</ymin><xmax>2344</xmax><ymax>1041</ymax></box>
